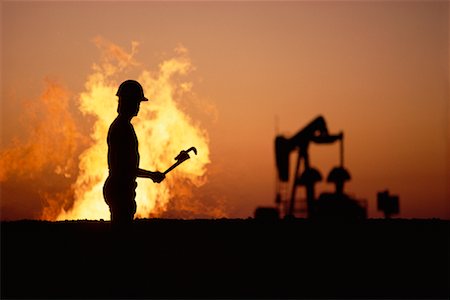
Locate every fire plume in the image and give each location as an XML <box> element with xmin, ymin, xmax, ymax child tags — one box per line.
<box><xmin>0</xmin><ymin>80</ymin><xmax>82</xmax><ymax>183</ymax></box>
<box><xmin>1</xmin><ymin>37</ymin><xmax>220</xmax><ymax>220</ymax></box>
<box><xmin>55</xmin><ymin>39</ymin><xmax>212</xmax><ymax>220</ymax></box>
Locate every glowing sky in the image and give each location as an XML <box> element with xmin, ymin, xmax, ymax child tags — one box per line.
<box><xmin>1</xmin><ymin>1</ymin><xmax>449</xmax><ymax>219</ymax></box>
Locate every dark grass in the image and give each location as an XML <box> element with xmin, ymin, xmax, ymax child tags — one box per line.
<box><xmin>1</xmin><ymin>218</ymin><xmax>449</xmax><ymax>299</ymax></box>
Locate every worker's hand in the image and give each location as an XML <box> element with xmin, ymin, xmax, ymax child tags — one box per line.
<box><xmin>151</xmin><ymin>171</ymin><xmax>165</xmax><ymax>184</ymax></box>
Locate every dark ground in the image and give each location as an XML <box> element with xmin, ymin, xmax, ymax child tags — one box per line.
<box><xmin>1</xmin><ymin>218</ymin><xmax>449</xmax><ymax>299</ymax></box>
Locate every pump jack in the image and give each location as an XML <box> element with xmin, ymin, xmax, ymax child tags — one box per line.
<box><xmin>274</xmin><ymin>115</ymin><xmax>366</xmax><ymax>219</ymax></box>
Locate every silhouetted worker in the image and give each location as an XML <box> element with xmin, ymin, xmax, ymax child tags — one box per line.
<box><xmin>103</xmin><ymin>80</ymin><xmax>165</xmax><ymax>229</ymax></box>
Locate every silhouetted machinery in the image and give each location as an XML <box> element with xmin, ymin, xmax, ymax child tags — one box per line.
<box><xmin>272</xmin><ymin>115</ymin><xmax>367</xmax><ymax>219</ymax></box>
<box><xmin>377</xmin><ymin>190</ymin><xmax>399</xmax><ymax>219</ymax></box>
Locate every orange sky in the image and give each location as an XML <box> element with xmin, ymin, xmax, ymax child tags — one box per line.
<box><xmin>1</xmin><ymin>1</ymin><xmax>449</xmax><ymax>220</ymax></box>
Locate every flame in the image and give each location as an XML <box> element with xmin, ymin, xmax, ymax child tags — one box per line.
<box><xmin>0</xmin><ymin>79</ymin><xmax>88</xmax><ymax>220</ymax></box>
<box><xmin>1</xmin><ymin>37</ymin><xmax>223</xmax><ymax>220</ymax></box>
<box><xmin>53</xmin><ymin>38</ymin><xmax>214</xmax><ymax>220</ymax></box>
<box><xmin>0</xmin><ymin>79</ymin><xmax>85</xmax><ymax>182</ymax></box>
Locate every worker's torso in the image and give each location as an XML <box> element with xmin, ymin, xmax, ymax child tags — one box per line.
<box><xmin>107</xmin><ymin>116</ymin><xmax>140</xmax><ymax>182</ymax></box>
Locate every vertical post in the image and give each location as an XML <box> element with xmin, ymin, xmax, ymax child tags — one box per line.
<box><xmin>288</xmin><ymin>151</ymin><xmax>302</xmax><ymax>217</ymax></box>
<box><xmin>302</xmin><ymin>148</ymin><xmax>315</xmax><ymax>218</ymax></box>
<box><xmin>340</xmin><ymin>132</ymin><xmax>344</xmax><ymax>167</ymax></box>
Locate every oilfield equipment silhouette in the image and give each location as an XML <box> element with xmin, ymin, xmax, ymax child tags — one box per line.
<box><xmin>255</xmin><ymin>115</ymin><xmax>398</xmax><ymax>220</ymax></box>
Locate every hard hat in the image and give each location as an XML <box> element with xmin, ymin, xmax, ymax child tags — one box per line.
<box><xmin>116</xmin><ymin>80</ymin><xmax>149</xmax><ymax>102</ymax></box>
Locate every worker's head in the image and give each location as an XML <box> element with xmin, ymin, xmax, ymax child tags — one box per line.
<box><xmin>116</xmin><ymin>80</ymin><xmax>148</xmax><ymax>117</ymax></box>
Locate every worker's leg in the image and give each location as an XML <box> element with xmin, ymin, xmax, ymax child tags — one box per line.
<box><xmin>114</xmin><ymin>185</ymin><xmax>136</xmax><ymax>226</ymax></box>
<box><xmin>104</xmin><ymin>178</ymin><xmax>137</xmax><ymax>230</ymax></box>
<box><xmin>110</xmin><ymin>203</ymin><xmax>134</xmax><ymax>231</ymax></box>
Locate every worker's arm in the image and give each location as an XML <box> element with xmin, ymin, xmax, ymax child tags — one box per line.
<box><xmin>136</xmin><ymin>168</ymin><xmax>165</xmax><ymax>183</ymax></box>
